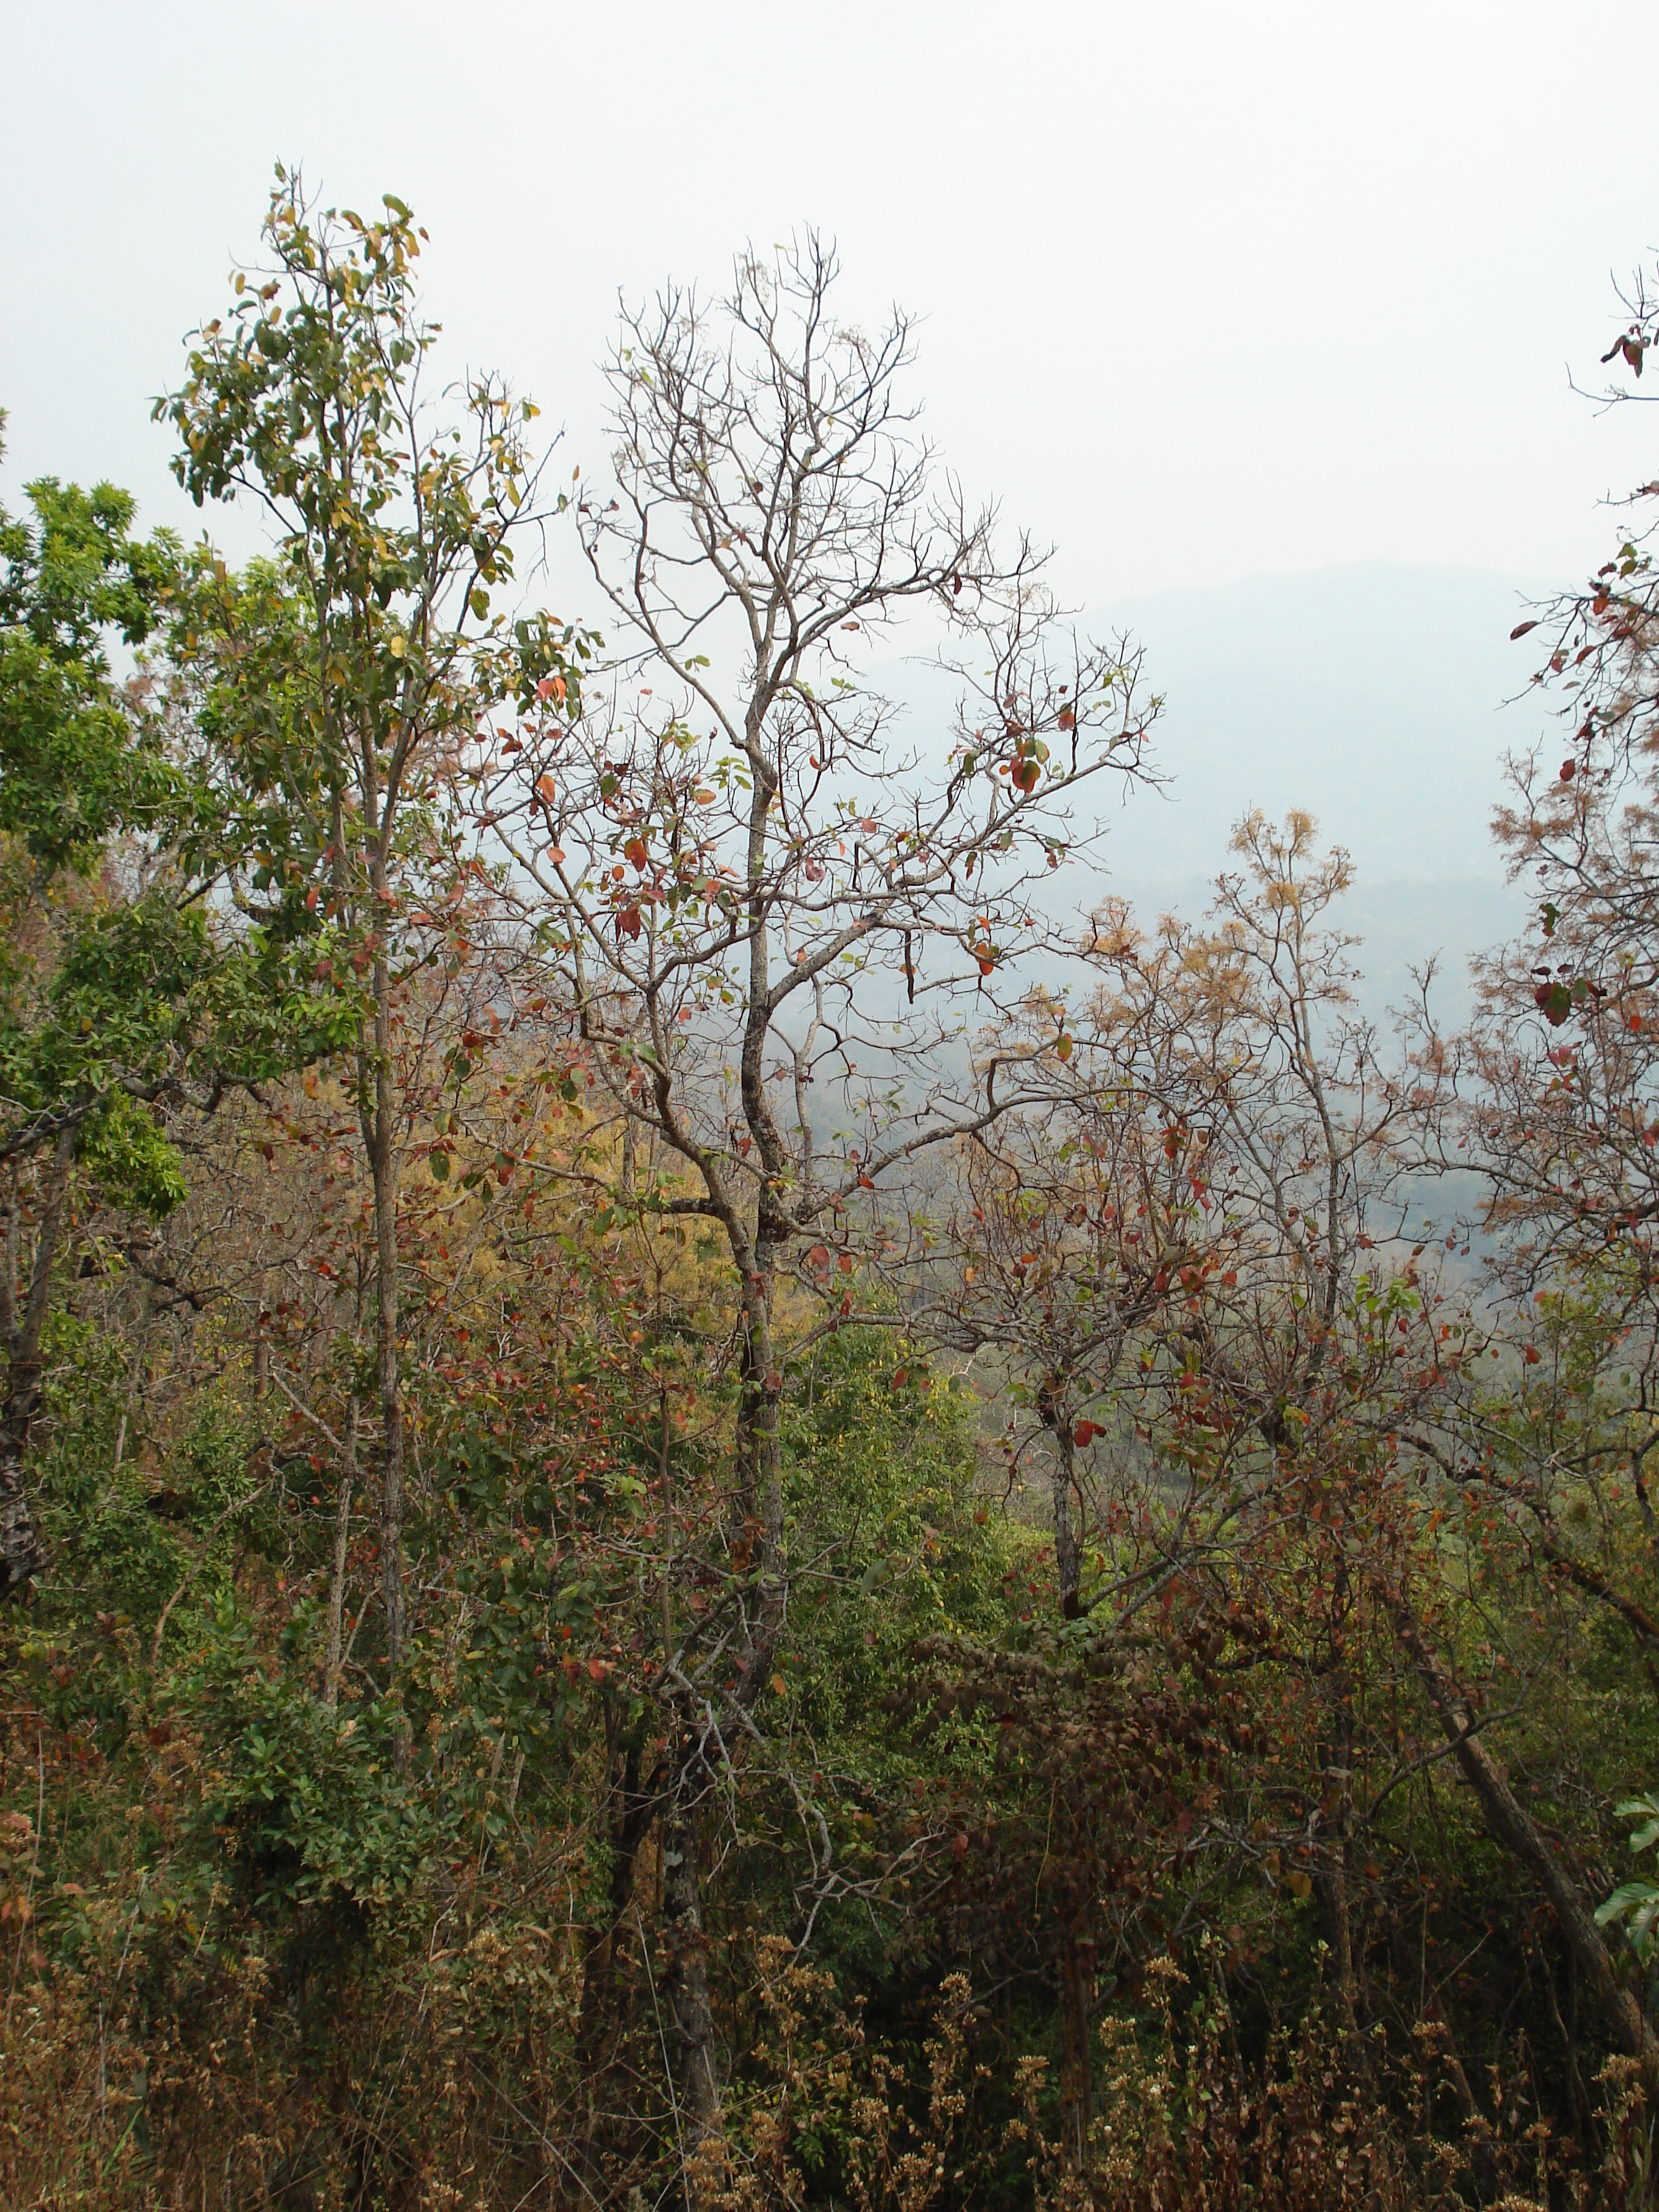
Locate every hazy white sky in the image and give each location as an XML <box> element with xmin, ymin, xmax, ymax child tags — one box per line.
<box><xmin>3</xmin><ymin>0</ymin><xmax>1656</xmax><ymax>604</ymax></box>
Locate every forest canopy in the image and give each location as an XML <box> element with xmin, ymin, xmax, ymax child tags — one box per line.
<box><xmin>5</xmin><ymin>172</ymin><xmax>1659</xmax><ymax>2211</ymax></box>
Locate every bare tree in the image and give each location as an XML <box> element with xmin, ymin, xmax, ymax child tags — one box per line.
<box><xmin>484</xmin><ymin>234</ymin><xmax>1156</xmax><ymax>2170</ymax></box>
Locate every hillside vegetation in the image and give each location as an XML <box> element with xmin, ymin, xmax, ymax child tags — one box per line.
<box><xmin>4</xmin><ymin>176</ymin><xmax>1659</xmax><ymax>2210</ymax></box>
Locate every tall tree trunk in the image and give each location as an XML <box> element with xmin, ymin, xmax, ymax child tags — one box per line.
<box><xmin>660</xmin><ymin>1258</ymin><xmax>786</xmax><ymax>2182</ymax></box>
<box><xmin>1043</xmin><ymin>1406</ymin><xmax>1091</xmax><ymax>2170</ymax></box>
<box><xmin>1058</xmin><ymin>1920</ymin><xmax>1094</xmax><ymax>2175</ymax></box>
<box><xmin>1318</xmin><ymin>1680</ymin><xmax>1363</xmax><ymax>2049</ymax></box>
<box><xmin>323</xmin><ymin>1398</ymin><xmax>358</xmax><ymax>1708</ymax></box>
<box><xmin>1385</xmin><ymin>1590</ymin><xmax>1658</xmax><ymax>2067</ymax></box>
<box><xmin>370</xmin><ymin>1040</ymin><xmax>404</xmax><ymax>1669</ymax></box>
<box><xmin>0</xmin><ymin>1132</ymin><xmax>74</xmax><ymax>1596</ymax></box>
<box><xmin>1319</xmin><ymin>1568</ymin><xmax>1364</xmax><ymax>2051</ymax></box>
<box><xmin>652</xmin><ymin>755</ymin><xmax>792</xmax><ymax>2182</ymax></box>
<box><xmin>577</xmin><ymin>1707</ymin><xmax>657</xmax><ymax>2180</ymax></box>
<box><xmin>356</xmin><ymin>893</ymin><xmax>405</xmax><ymax>1681</ymax></box>
<box><xmin>354</xmin><ymin>752</ymin><xmax>405</xmax><ymax>1683</ymax></box>
<box><xmin>662</xmin><ymin>1781</ymin><xmax>723</xmax><ymax>2188</ymax></box>
<box><xmin>1044</xmin><ymin>1406</ymin><xmax>1082</xmax><ymax>1620</ymax></box>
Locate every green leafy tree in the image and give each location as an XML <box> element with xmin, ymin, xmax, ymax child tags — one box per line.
<box><xmin>158</xmin><ymin>169</ymin><xmax>590</xmax><ymax>1679</ymax></box>
<box><xmin>0</xmin><ymin>432</ymin><xmax>348</xmax><ymax>1592</ymax></box>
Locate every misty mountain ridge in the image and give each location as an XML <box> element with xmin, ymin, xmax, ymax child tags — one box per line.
<box><xmin>1058</xmin><ymin>562</ymin><xmax>1555</xmax><ymax>1021</ymax></box>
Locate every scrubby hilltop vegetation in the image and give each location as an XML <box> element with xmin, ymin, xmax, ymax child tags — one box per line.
<box><xmin>5</xmin><ymin>173</ymin><xmax>1659</xmax><ymax>2209</ymax></box>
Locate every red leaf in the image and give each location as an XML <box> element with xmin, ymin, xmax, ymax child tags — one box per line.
<box><xmin>1510</xmin><ymin>620</ymin><xmax>1539</xmax><ymax>641</ymax></box>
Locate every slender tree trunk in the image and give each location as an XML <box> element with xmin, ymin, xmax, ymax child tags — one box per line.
<box><xmin>1318</xmin><ymin>1682</ymin><xmax>1363</xmax><ymax>2049</ymax></box>
<box><xmin>323</xmin><ymin>1398</ymin><xmax>358</xmax><ymax>1708</ymax></box>
<box><xmin>1318</xmin><ymin>1570</ymin><xmax>1364</xmax><ymax>2051</ymax></box>
<box><xmin>577</xmin><ymin>1709</ymin><xmax>655</xmax><ymax>2179</ymax></box>
<box><xmin>659</xmin><ymin>1259</ymin><xmax>785</xmax><ymax>2181</ymax></box>
<box><xmin>661</xmin><ymin>1781</ymin><xmax>723</xmax><ymax>2190</ymax></box>
<box><xmin>354</xmin><ymin>759</ymin><xmax>405</xmax><ymax>1681</ymax></box>
<box><xmin>1058</xmin><ymin>1921</ymin><xmax>1094</xmax><ymax>2174</ymax></box>
<box><xmin>354</xmin><ymin>864</ymin><xmax>405</xmax><ymax>1683</ymax></box>
<box><xmin>370</xmin><ymin>1040</ymin><xmax>404</xmax><ymax>1671</ymax></box>
<box><xmin>0</xmin><ymin>1132</ymin><xmax>74</xmax><ymax>1596</ymax></box>
<box><xmin>652</xmin><ymin>757</ymin><xmax>791</xmax><ymax>2180</ymax></box>
<box><xmin>1043</xmin><ymin>1408</ymin><xmax>1091</xmax><ymax>2170</ymax></box>
<box><xmin>1386</xmin><ymin>1591</ymin><xmax>1658</xmax><ymax>2067</ymax></box>
<box><xmin>1048</xmin><ymin>1414</ymin><xmax>1082</xmax><ymax>1620</ymax></box>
